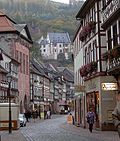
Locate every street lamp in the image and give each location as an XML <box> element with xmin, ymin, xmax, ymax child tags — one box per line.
<box><xmin>6</xmin><ymin>72</ymin><xmax>12</xmax><ymax>134</ymax></box>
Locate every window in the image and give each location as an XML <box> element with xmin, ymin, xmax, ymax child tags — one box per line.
<box><xmin>5</xmin><ymin>62</ymin><xmax>9</xmax><ymax>69</ymax></box>
<box><xmin>84</xmin><ymin>48</ymin><xmax>87</xmax><ymax>64</ymax></box>
<box><xmin>93</xmin><ymin>7</ymin><xmax>96</xmax><ymax>22</ymax></box>
<box><xmin>23</xmin><ymin>54</ymin><xmax>25</xmax><ymax>74</ymax></box>
<box><xmin>15</xmin><ymin>50</ymin><xmax>18</xmax><ymax>61</ymax></box>
<box><xmin>93</xmin><ymin>40</ymin><xmax>97</xmax><ymax>61</ymax></box>
<box><xmin>20</xmin><ymin>52</ymin><xmax>22</xmax><ymax>73</ymax></box>
<box><xmin>107</xmin><ymin>29</ymin><xmax>112</xmax><ymax>50</ymax></box>
<box><xmin>26</xmin><ymin>55</ymin><xmax>28</xmax><ymax>75</ymax></box>
<box><xmin>113</xmin><ymin>24</ymin><xmax>118</xmax><ymax>46</ymax></box>
<box><xmin>102</xmin><ymin>0</ymin><xmax>106</xmax><ymax>9</ymax></box>
<box><xmin>43</xmin><ymin>49</ymin><xmax>46</xmax><ymax>52</ymax></box>
<box><xmin>60</xmin><ymin>49</ymin><xmax>62</xmax><ymax>53</ymax></box>
<box><xmin>88</xmin><ymin>44</ymin><xmax>91</xmax><ymax>63</ymax></box>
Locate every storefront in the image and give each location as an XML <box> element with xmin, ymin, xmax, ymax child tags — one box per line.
<box><xmin>86</xmin><ymin>91</ymin><xmax>99</xmax><ymax>128</ymax></box>
<box><xmin>74</xmin><ymin>85</ymin><xmax>85</xmax><ymax>128</ymax></box>
<box><xmin>85</xmin><ymin>76</ymin><xmax>117</xmax><ymax>130</ymax></box>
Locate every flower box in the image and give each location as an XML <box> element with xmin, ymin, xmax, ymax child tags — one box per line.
<box><xmin>112</xmin><ymin>45</ymin><xmax>120</xmax><ymax>59</ymax></box>
<box><xmin>91</xmin><ymin>61</ymin><xmax>97</xmax><ymax>72</ymax></box>
<box><xmin>79</xmin><ymin>61</ymin><xmax>97</xmax><ymax>77</ymax></box>
<box><xmin>102</xmin><ymin>45</ymin><xmax>120</xmax><ymax>61</ymax></box>
<box><xmin>88</xmin><ymin>21</ymin><xmax>96</xmax><ymax>30</ymax></box>
<box><xmin>79</xmin><ymin>21</ymin><xmax>96</xmax><ymax>42</ymax></box>
<box><xmin>80</xmin><ymin>66</ymin><xmax>88</xmax><ymax>77</ymax></box>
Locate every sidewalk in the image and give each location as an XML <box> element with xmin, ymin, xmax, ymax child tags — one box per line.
<box><xmin>0</xmin><ymin>118</ymin><xmax>44</xmax><ymax>141</ymax></box>
<box><xmin>0</xmin><ymin>130</ymin><xmax>27</xmax><ymax>141</ymax></box>
<box><xmin>61</xmin><ymin>122</ymin><xmax>119</xmax><ymax>141</ymax></box>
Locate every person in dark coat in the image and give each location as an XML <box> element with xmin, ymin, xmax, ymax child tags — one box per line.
<box><xmin>86</xmin><ymin>108</ymin><xmax>95</xmax><ymax>133</ymax></box>
<box><xmin>24</xmin><ymin>111</ymin><xmax>29</xmax><ymax>122</ymax></box>
<box><xmin>32</xmin><ymin>109</ymin><xmax>38</xmax><ymax>122</ymax></box>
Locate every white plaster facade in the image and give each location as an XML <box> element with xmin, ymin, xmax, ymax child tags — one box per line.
<box><xmin>74</xmin><ymin>0</ymin><xmax>117</xmax><ymax>130</ymax></box>
<box><xmin>39</xmin><ymin>33</ymin><xmax>71</xmax><ymax>60</ymax></box>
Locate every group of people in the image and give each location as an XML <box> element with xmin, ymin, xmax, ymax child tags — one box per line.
<box><xmin>24</xmin><ymin>109</ymin><xmax>52</xmax><ymax>122</ymax></box>
<box><xmin>24</xmin><ymin>109</ymin><xmax>39</xmax><ymax>122</ymax></box>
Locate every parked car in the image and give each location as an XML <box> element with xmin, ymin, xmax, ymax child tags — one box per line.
<box><xmin>18</xmin><ymin>114</ymin><xmax>27</xmax><ymax>127</ymax></box>
<box><xmin>59</xmin><ymin>105</ymin><xmax>69</xmax><ymax>114</ymax></box>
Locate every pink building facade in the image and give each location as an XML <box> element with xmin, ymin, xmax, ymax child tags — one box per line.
<box><xmin>0</xmin><ymin>11</ymin><xmax>33</xmax><ymax>113</ymax></box>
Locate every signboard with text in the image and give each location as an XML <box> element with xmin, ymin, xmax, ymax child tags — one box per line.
<box><xmin>102</xmin><ymin>83</ymin><xmax>118</xmax><ymax>91</ymax></box>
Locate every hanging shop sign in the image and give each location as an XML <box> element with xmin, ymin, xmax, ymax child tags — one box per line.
<box><xmin>102</xmin><ymin>83</ymin><xmax>118</xmax><ymax>91</ymax></box>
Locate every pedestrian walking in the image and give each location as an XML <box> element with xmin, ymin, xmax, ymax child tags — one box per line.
<box><xmin>47</xmin><ymin>110</ymin><xmax>51</xmax><ymax>119</ymax></box>
<box><xmin>44</xmin><ymin>110</ymin><xmax>47</xmax><ymax>119</ymax></box>
<box><xmin>86</xmin><ymin>108</ymin><xmax>95</xmax><ymax>133</ymax></box>
<box><xmin>24</xmin><ymin>110</ymin><xmax>29</xmax><ymax>122</ymax></box>
<box><xmin>32</xmin><ymin>109</ymin><xmax>38</xmax><ymax>122</ymax></box>
<box><xmin>112</xmin><ymin>92</ymin><xmax>120</xmax><ymax>138</ymax></box>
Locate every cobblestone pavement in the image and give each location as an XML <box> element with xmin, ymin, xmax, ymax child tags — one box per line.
<box><xmin>0</xmin><ymin>130</ymin><xmax>27</xmax><ymax>141</ymax></box>
<box><xmin>1</xmin><ymin>114</ymin><xmax>119</xmax><ymax>141</ymax></box>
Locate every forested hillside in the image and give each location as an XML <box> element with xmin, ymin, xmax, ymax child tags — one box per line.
<box><xmin>0</xmin><ymin>0</ymin><xmax>84</xmax><ymax>41</ymax></box>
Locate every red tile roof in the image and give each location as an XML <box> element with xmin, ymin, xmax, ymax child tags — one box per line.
<box><xmin>0</xmin><ymin>11</ymin><xmax>16</xmax><ymax>32</ymax></box>
<box><xmin>0</xmin><ymin>11</ymin><xmax>5</xmax><ymax>16</ymax></box>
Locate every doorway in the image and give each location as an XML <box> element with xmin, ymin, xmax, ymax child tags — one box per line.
<box><xmin>86</xmin><ymin>92</ymin><xmax>100</xmax><ymax>128</ymax></box>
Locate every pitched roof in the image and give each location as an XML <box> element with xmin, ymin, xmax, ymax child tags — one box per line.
<box><xmin>0</xmin><ymin>65</ymin><xmax>8</xmax><ymax>73</ymax></box>
<box><xmin>0</xmin><ymin>11</ymin><xmax>5</xmax><ymax>16</ymax></box>
<box><xmin>31</xmin><ymin>58</ymin><xmax>45</xmax><ymax>75</ymax></box>
<box><xmin>57</xmin><ymin>67</ymin><xmax>74</xmax><ymax>83</ymax></box>
<box><xmin>30</xmin><ymin>63</ymin><xmax>42</xmax><ymax>75</ymax></box>
<box><xmin>0</xmin><ymin>16</ymin><xmax>16</xmax><ymax>32</ymax></box>
<box><xmin>48</xmin><ymin>32</ymin><xmax>71</xmax><ymax>44</ymax></box>
<box><xmin>0</xmin><ymin>11</ymin><xmax>32</xmax><ymax>43</ymax></box>
<box><xmin>76</xmin><ymin>0</ymin><xmax>95</xmax><ymax>19</ymax></box>
<box><xmin>40</xmin><ymin>39</ymin><xmax>49</xmax><ymax>45</ymax></box>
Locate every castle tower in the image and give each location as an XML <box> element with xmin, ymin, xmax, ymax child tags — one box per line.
<box><xmin>69</xmin><ymin>0</ymin><xmax>77</xmax><ymax>6</ymax></box>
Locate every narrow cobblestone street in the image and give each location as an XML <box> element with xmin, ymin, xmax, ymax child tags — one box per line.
<box><xmin>1</xmin><ymin>115</ymin><xmax>119</xmax><ymax>141</ymax></box>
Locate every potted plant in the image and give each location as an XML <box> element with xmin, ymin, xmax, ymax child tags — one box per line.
<box><xmin>108</xmin><ymin>50</ymin><xmax>114</xmax><ymax>61</ymax></box>
<box><xmin>80</xmin><ymin>66</ymin><xmax>88</xmax><ymax>77</ymax></box>
<box><xmin>79</xmin><ymin>25</ymin><xmax>90</xmax><ymax>41</ymax></box>
<box><xmin>91</xmin><ymin>61</ymin><xmax>97</xmax><ymax>72</ymax></box>
<box><xmin>89</xmin><ymin>21</ymin><xmax>96</xmax><ymax>29</ymax></box>
<box><xmin>85</xmin><ymin>63</ymin><xmax>92</xmax><ymax>74</ymax></box>
<box><xmin>79</xmin><ymin>33</ymin><xmax>85</xmax><ymax>42</ymax></box>
<box><xmin>111</xmin><ymin>45</ymin><xmax>120</xmax><ymax>59</ymax></box>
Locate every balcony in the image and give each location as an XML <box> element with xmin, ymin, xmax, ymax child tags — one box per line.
<box><xmin>102</xmin><ymin>0</ymin><xmax>120</xmax><ymax>27</ymax></box>
<box><xmin>107</xmin><ymin>58</ymin><xmax>120</xmax><ymax>75</ymax></box>
<box><xmin>103</xmin><ymin>45</ymin><xmax>120</xmax><ymax>75</ymax></box>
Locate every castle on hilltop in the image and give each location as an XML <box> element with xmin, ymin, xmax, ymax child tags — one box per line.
<box><xmin>69</xmin><ymin>0</ymin><xmax>83</xmax><ymax>5</ymax></box>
